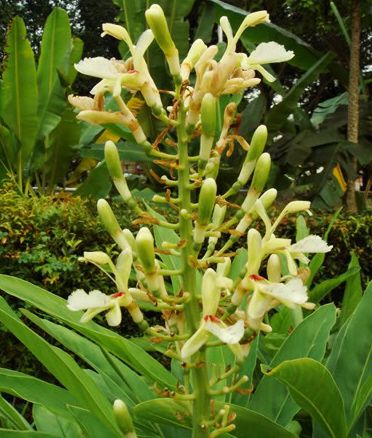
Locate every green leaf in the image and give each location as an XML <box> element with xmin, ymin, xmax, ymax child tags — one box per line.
<box><xmin>309</xmin><ymin>265</ymin><xmax>360</xmax><ymax>303</ymax></box>
<box><xmin>0</xmin><ymin>275</ymin><xmax>177</xmax><ymax>390</ymax></box>
<box><xmin>266</xmin><ymin>53</ymin><xmax>333</xmax><ymax>131</ymax></box>
<box><xmin>327</xmin><ymin>283</ymin><xmax>372</xmax><ymax>429</ymax></box>
<box><xmin>238</xmin><ymin>94</ymin><xmax>267</xmax><ymax>139</ymax></box>
<box><xmin>22</xmin><ymin>310</ymin><xmax>154</xmax><ymax>404</ymax></box>
<box><xmin>0</xmin><ymin>17</ymin><xmax>38</xmax><ymax>165</ymax></box>
<box><xmin>249</xmin><ymin>304</ymin><xmax>336</xmax><ymax>425</ymax></box>
<box><xmin>75</xmin><ymin>160</ymin><xmax>112</xmax><ymax>198</ymax></box>
<box><xmin>0</xmin><ymin>431</ymin><xmax>58</xmax><ymax>437</ymax></box>
<box><xmin>264</xmin><ymin>358</ymin><xmax>347</xmax><ymax>438</ymax></box>
<box><xmin>60</xmin><ymin>36</ymin><xmax>84</xmax><ymax>86</ymax></box>
<box><xmin>232</xmin><ymin>335</ymin><xmax>259</xmax><ymax>407</ymax></box>
<box><xmin>43</xmin><ymin>108</ymin><xmax>80</xmax><ymax>188</ymax></box>
<box><xmin>0</xmin><ymin>394</ymin><xmax>31</xmax><ymax>431</ymax></box>
<box><xmin>33</xmin><ymin>405</ymin><xmax>82</xmax><ymax>438</ymax></box>
<box><xmin>338</xmin><ymin>253</ymin><xmax>362</xmax><ymax>327</ymax></box>
<box><xmin>0</xmin><ymin>368</ymin><xmax>76</xmax><ymax>416</ymax></box>
<box><xmin>80</xmin><ymin>141</ymin><xmax>152</xmax><ymax>162</ymax></box>
<box><xmin>37</xmin><ymin>8</ymin><xmax>71</xmax><ymax>138</ymax></box>
<box><xmin>0</xmin><ymin>297</ymin><xmax>122</xmax><ymax>437</ymax></box>
<box><xmin>134</xmin><ymin>398</ymin><xmax>192</xmax><ymax>430</ymax></box>
<box><xmin>226</xmin><ymin>403</ymin><xmax>298</xmax><ymax>438</ymax></box>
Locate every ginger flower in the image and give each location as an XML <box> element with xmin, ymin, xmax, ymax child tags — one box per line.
<box><xmin>242</xmin><ymin>42</ymin><xmax>295</xmax><ymax>82</ymax></box>
<box><xmin>181</xmin><ymin>269</ymin><xmax>245</xmax><ymax>360</ymax></box>
<box><xmin>246</xmin><ymin>276</ymin><xmax>315</xmax><ymax>332</ymax></box>
<box><xmin>67</xmin><ymin>289</ymin><xmax>126</xmax><ymax>326</ymax></box>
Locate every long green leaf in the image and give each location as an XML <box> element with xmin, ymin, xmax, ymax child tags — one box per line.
<box><xmin>0</xmin><ymin>395</ymin><xmax>31</xmax><ymax>431</ymax></box>
<box><xmin>22</xmin><ymin>310</ymin><xmax>154</xmax><ymax>404</ymax></box>
<box><xmin>326</xmin><ymin>283</ymin><xmax>372</xmax><ymax>428</ymax></box>
<box><xmin>32</xmin><ymin>405</ymin><xmax>82</xmax><ymax>438</ymax></box>
<box><xmin>0</xmin><ymin>275</ymin><xmax>177</xmax><ymax>389</ymax></box>
<box><xmin>309</xmin><ymin>265</ymin><xmax>360</xmax><ymax>303</ymax></box>
<box><xmin>0</xmin><ymin>17</ymin><xmax>38</xmax><ymax>165</ymax></box>
<box><xmin>338</xmin><ymin>253</ymin><xmax>362</xmax><ymax>327</ymax></box>
<box><xmin>0</xmin><ymin>297</ymin><xmax>122</xmax><ymax>437</ymax></box>
<box><xmin>43</xmin><ymin>108</ymin><xmax>80</xmax><ymax>188</ymax></box>
<box><xmin>37</xmin><ymin>8</ymin><xmax>71</xmax><ymax>138</ymax></box>
<box><xmin>0</xmin><ymin>431</ymin><xmax>58</xmax><ymax>437</ymax></box>
<box><xmin>265</xmin><ymin>53</ymin><xmax>333</xmax><ymax>131</ymax></box>
<box><xmin>248</xmin><ymin>304</ymin><xmax>336</xmax><ymax>425</ymax></box>
<box><xmin>264</xmin><ymin>358</ymin><xmax>347</xmax><ymax>438</ymax></box>
<box><xmin>0</xmin><ymin>368</ymin><xmax>76</xmax><ymax>416</ymax></box>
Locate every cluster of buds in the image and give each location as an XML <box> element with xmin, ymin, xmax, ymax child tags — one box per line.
<box><xmin>67</xmin><ymin>4</ymin><xmax>332</xmax><ymax>436</ymax></box>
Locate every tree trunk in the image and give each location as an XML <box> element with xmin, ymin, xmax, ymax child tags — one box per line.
<box><xmin>344</xmin><ymin>0</ymin><xmax>361</xmax><ymax>212</ymax></box>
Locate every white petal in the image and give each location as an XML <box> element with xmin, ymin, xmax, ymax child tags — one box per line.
<box><xmin>289</xmin><ymin>235</ymin><xmax>333</xmax><ymax>253</ymax></box>
<box><xmin>67</xmin><ymin>289</ymin><xmax>111</xmax><ymax>311</ymax></box>
<box><xmin>247</xmin><ymin>42</ymin><xmax>294</xmax><ymax>64</ymax></box>
<box><xmin>75</xmin><ymin>57</ymin><xmax>119</xmax><ymax>79</ymax></box>
<box><xmin>134</xmin><ymin>29</ymin><xmax>154</xmax><ymax>59</ymax></box>
<box><xmin>205</xmin><ymin>320</ymin><xmax>244</xmax><ymax>344</ymax></box>
<box><xmin>105</xmin><ymin>303</ymin><xmax>122</xmax><ymax>326</ymax></box>
<box><xmin>262</xmin><ymin>278</ymin><xmax>308</xmax><ymax>305</ymax></box>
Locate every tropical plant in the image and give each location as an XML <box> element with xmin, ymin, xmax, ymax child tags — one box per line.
<box><xmin>0</xmin><ymin>4</ymin><xmax>371</xmax><ymax>438</ymax></box>
<box><xmin>0</xmin><ymin>8</ymin><xmax>83</xmax><ymax>193</ymax></box>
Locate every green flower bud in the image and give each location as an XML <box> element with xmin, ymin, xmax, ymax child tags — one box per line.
<box><xmin>136</xmin><ymin>227</ymin><xmax>155</xmax><ymax>273</ymax></box>
<box><xmin>97</xmin><ymin>199</ymin><xmax>128</xmax><ymax>250</ymax></box>
<box><xmin>212</xmin><ymin>204</ymin><xmax>227</xmax><ymax>226</ymax></box>
<box><xmin>105</xmin><ymin>140</ymin><xmax>123</xmax><ymax>180</ymax></box>
<box><xmin>250</xmin><ymin>152</ymin><xmax>271</xmax><ymax>193</ymax></box>
<box><xmin>113</xmin><ymin>399</ymin><xmax>135</xmax><ymax>435</ymax></box>
<box><xmin>247</xmin><ymin>125</ymin><xmax>267</xmax><ymax>162</ymax></box>
<box><xmin>145</xmin><ymin>4</ymin><xmax>180</xmax><ymax>76</ymax></box>
<box><xmin>122</xmin><ymin>229</ymin><xmax>137</xmax><ymax>254</ymax></box>
<box><xmin>198</xmin><ymin>178</ymin><xmax>217</xmax><ymax>226</ymax></box>
<box><xmin>202</xmin><ymin>268</ymin><xmax>220</xmax><ymax>317</ymax></box>
<box><xmin>201</xmin><ymin>93</ymin><xmax>217</xmax><ymax>138</ymax></box>
<box><xmin>105</xmin><ymin>141</ymin><xmax>132</xmax><ymax>202</ymax></box>
<box><xmin>283</xmin><ymin>200</ymin><xmax>311</xmax><ymax>214</ymax></box>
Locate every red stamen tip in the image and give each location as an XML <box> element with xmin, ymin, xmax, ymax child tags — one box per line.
<box><xmin>249</xmin><ymin>274</ymin><xmax>265</xmax><ymax>281</ymax></box>
<box><xmin>111</xmin><ymin>292</ymin><xmax>125</xmax><ymax>298</ymax></box>
<box><xmin>204</xmin><ymin>315</ymin><xmax>220</xmax><ymax>323</ymax></box>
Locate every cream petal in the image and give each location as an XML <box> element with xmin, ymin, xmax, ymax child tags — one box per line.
<box><xmin>105</xmin><ymin>303</ymin><xmax>122</xmax><ymax>326</ymax></box>
<box><xmin>205</xmin><ymin>320</ymin><xmax>245</xmax><ymax>344</ymax></box>
<box><xmin>247</xmin><ymin>42</ymin><xmax>294</xmax><ymax>64</ymax></box>
<box><xmin>289</xmin><ymin>235</ymin><xmax>333</xmax><ymax>253</ymax></box>
<box><xmin>262</xmin><ymin>278</ymin><xmax>308</xmax><ymax>305</ymax></box>
<box><xmin>75</xmin><ymin>57</ymin><xmax>119</xmax><ymax>79</ymax></box>
<box><xmin>181</xmin><ymin>326</ymin><xmax>209</xmax><ymax>360</ymax></box>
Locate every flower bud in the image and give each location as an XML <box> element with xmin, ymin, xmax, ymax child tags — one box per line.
<box><xmin>283</xmin><ymin>200</ymin><xmax>311</xmax><ymax>214</ymax></box>
<box><xmin>115</xmin><ymin>249</ymin><xmax>133</xmax><ymax>290</ymax></box>
<box><xmin>97</xmin><ymin>199</ymin><xmax>129</xmax><ymax>250</ymax></box>
<box><xmin>77</xmin><ymin>110</ymin><xmax>123</xmax><ymax>125</ymax></box>
<box><xmin>216</xmin><ymin>257</ymin><xmax>231</xmax><ymax>277</ymax></box>
<box><xmin>181</xmin><ymin>326</ymin><xmax>209</xmax><ymax>360</ymax></box>
<box><xmin>113</xmin><ymin>399</ymin><xmax>135</xmax><ymax>435</ymax></box>
<box><xmin>250</xmin><ymin>152</ymin><xmax>271</xmax><ymax>193</ymax></box>
<box><xmin>136</xmin><ymin>227</ymin><xmax>155</xmax><ymax>273</ymax></box>
<box><xmin>259</xmin><ymin>188</ymin><xmax>277</xmax><ymax>209</ymax></box>
<box><xmin>105</xmin><ymin>141</ymin><xmax>132</xmax><ymax>202</ymax></box>
<box><xmin>181</xmin><ymin>39</ymin><xmax>207</xmax><ymax>80</ymax></box>
<box><xmin>122</xmin><ymin>229</ymin><xmax>137</xmax><ymax>254</ymax></box>
<box><xmin>198</xmin><ymin>178</ymin><xmax>217</xmax><ymax>226</ymax></box>
<box><xmin>102</xmin><ymin>23</ymin><xmax>132</xmax><ymax>46</ymax></box>
<box><xmin>212</xmin><ymin>204</ymin><xmax>227</xmax><ymax>226</ymax></box>
<box><xmin>267</xmin><ymin>254</ymin><xmax>281</xmax><ymax>283</ymax></box>
<box><xmin>201</xmin><ymin>93</ymin><xmax>217</xmax><ymax>138</ymax></box>
<box><xmin>145</xmin><ymin>4</ymin><xmax>180</xmax><ymax>76</ymax></box>
<box><xmin>246</xmin><ymin>229</ymin><xmax>262</xmax><ymax>275</ymax></box>
<box><xmin>83</xmin><ymin>251</ymin><xmax>111</xmax><ymax>266</ymax></box>
<box><xmin>247</xmin><ymin>125</ymin><xmax>268</xmax><ymax>161</ymax></box>
<box><xmin>202</xmin><ymin>268</ymin><xmax>220</xmax><ymax>317</ymax></box>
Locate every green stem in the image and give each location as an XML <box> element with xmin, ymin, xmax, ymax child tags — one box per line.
<box><xmin>177</xmin><ymin>101</ymin><xmax>210</xmax><ymax>438</ymax></box>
